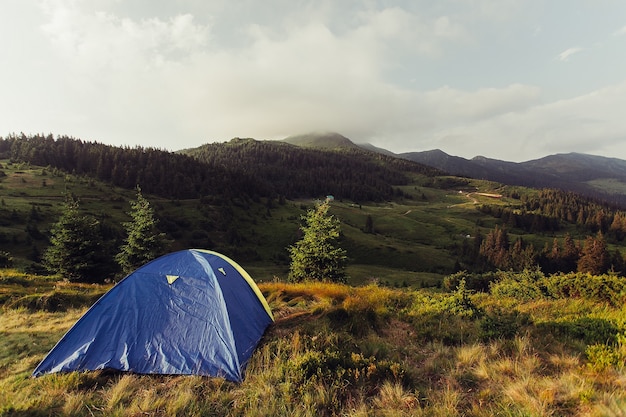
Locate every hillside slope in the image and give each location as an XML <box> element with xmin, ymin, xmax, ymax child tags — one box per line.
<box><xmin>180</xmin><ymin>137</ymin><xmax>443</xmax><ymax>202</ymax></box>
<box><xmin>401</xmin><ymin>149</ymin><xmax>626</xmax><ymax>206</ymax></box>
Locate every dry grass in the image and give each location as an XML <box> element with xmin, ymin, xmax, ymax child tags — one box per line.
<box><xmin>2</xmin><ymin>278</ymin><xmax>626</xmax><ymax>416</ymax></box>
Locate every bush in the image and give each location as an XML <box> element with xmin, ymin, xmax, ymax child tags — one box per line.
<box><xmin>538</xmin><ymin>317</ymin><xmax>620</xmax><ymax>346</ymax></box>
<box><xmin>543</xmin><ymin>273</ymin><xmax>626</xmax><ymax>307</ymax></box>
<box><xmin>479</xmin><ymin>308</ymin><xmax>531</xmax><ymax>341</ymax></box>
<box><xmin>442</xmin><ymin>271</ymin><xmax>496</xmax><ymax>293</ymax></box>
<box><xmin>586</xmin><ymin>343</ymin><xmax>625</xmax><ymax>371</ymax></box>
<box><xmin>489</xmin><ymin>269</ymin><xmax>547</xmax><ymax>301</ymax></box>
<box><xmin>290</xmin><ymin>348</ymin><xmax>406</xmax><ymax>387</ymax></box>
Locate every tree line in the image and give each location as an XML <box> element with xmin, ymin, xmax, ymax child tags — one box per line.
<box><xmin>470</xmin><ymin>226</ymin><xmax>624</xmax><ymax>276</ymax></box>
<box><xmin>478</xmin><ymin>188</ymin><xmax>626</xmax><ymax>240</ymax></box>
<box><xmin>0</xmin><ymin>134</ymin><xmax>442</xmax><ymax>202</ymax></box>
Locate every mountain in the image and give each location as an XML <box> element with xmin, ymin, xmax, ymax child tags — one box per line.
<box><xmin>283</xmin><ymin>131</ymin><xmax>361</xmax><ymax>149</ymax></box>
<box><xmin>357</xmin><ymin>142</ymin><xmax>401</xmax><ymax>157</ymax></box>
<box><xmin>181</xmin><ymin>136</ymin><xmax>443</xmax><ymax>202</ymax></box>
<box><xmin>400</xmin><ymin>150</ymin><xmax>626</xmax><ymax>206</ymax></box>
<box><xmin>279</xmin><ymin>132</ymin><xmax>626</xmax><ymax>205</ymax></box>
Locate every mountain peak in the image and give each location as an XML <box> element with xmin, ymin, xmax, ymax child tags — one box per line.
<box><xmin>283</xmin><ymin>132</ymin><xmax>359</xmax><ymax>149</ymax></box>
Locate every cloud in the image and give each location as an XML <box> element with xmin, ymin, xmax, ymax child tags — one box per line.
<box><xmin>557</xmin><ymin>47</ymin><xmax>583</xmax><ymax>62</ymax></box>
<box><xmin>422</xmin><ymin>81</ymin><xmax>626</xmax><ymax>161</ymax></box>
<box><xmin>3</xmin><ymin>0</ymin><xmax>626</xmax><ymax>163</ymax></box>
<box><xmin>28</xmin><ymin>1</ymin><xmax>478</xmax><ymax>146</ymax></box>
<box><xmin>614</xmin><ymin>26</ymin><xmax>626</xmax><ymax>36</ymax></box>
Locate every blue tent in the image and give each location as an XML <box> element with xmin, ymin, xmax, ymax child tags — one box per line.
<box><xmin>32</xmin><ymin>249</ymin><xmax>274</xmax><ymax>382</ymax></box>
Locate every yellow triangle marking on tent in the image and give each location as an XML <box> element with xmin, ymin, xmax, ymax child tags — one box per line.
<box><xmin>218</xmin><ymin>267</ymin><xmax>226</xmax><ymax>276</ymax></box>
<box><xmin>166</xmin><ymin>275</ymin><xmax>179</xmax><ymax>285</ymax></box>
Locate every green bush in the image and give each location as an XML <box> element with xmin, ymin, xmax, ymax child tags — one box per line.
<box><xmin>538</xmin><ymin>317</ymin><xmax>620</xmax><ymax>346</ymax></box>
<box><xmin>586</xmin><ymin>343</ymin><xmax>624</xmax><ymax>371</ymax></box>
<box><xmin>479</xmin><ymin>308</ymin><xmax>531</xmax><ymax>341</ymax></box>
<box><xmin>290</xmin><ymin>348</ymin><xmax>406</xmax><ymax>387</ymax></box>
<box><xmin>489</xmin><ymin>269</ymin><xmax>547</xmax><ymax>301</ymax></box>
<box><xmin>442</xmin><ymin>270</ymin><xmax>497</xmax><ymax>293</ymax></box>
<box><xmin>543</xmin><ymin>273</ymin><xmax>626</xmax><ymax>307</ymax></box>
<box><xmin>441</xmin><ymin>279</ymin><xmax>483</xmax><ymax>318</ymax></box>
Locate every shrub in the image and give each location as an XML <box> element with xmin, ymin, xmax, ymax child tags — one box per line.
<box><xmin>442</xmin><ymin>270</ymin><xmax>497</xmax><ymax>293</ymax></box>
<box><xmin>543</xmin><ymin>273</ymin><xmax>626</xmax><ymax>307</ymax></box>
<box><xmin>479</xmin><ymin>308</ymin><xmax>531</xmax><ymax>341</ymax></box>
<box><xmin>290</xmin><ymin>348</ymin><xmax>406</xmax><ymax>387</ymax></box>
<box><xmin>586</xmin><ymin>343</ymin><xmax>624</xmax><ymax>371</ymax></box>
<box><xmin>489</xmin><ymin>269</ymin><xmax>547</xmax><ymax>301</ymax></box>
<box><xmin>442</xmin><ymin>279</ymin><xmax>483</xmax><ymax>318</ymax></box>
<box><xmin>539</xmin><ymin>317</ymin><xmax>620</xmax><ymax>346</ymax></box>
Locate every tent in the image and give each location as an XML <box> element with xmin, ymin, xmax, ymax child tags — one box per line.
<box><xmin>32</xmin><ymin>249</ymin><xmax>274</xmax><ymax>382</ymax></box>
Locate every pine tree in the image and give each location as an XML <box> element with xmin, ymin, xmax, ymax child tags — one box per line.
<box><xmin>479</xmin><ymin>226</ymin><xmax>511</xmax><ymax>269</ymax></box>
<box><xmin>116</xmin><ymin>187</ymin><xmax>167</xmax><ymax>275</ymax></box>
<box><xmin>577</xmin><ymin>232</ymin><xmax>610</xmax><ymax>275</ymax></box>
<box><xmin>288</xmin><ymin>200</ymin><xmax>348</xmax><ymax>283</ymax></box>
<box><xmin>43</xmin><ymin>196</ymin><xmax>104</xmax><ymax>282</ymax></box>
<box><xmin>364</xmin><ymin>214</ymin><xmax>374</xmax><ymax>234</ymax></box>
<box><xmin>561</xmin><ymin>233</ymin><xmax>580</xmax><ymax>272</ymax></box>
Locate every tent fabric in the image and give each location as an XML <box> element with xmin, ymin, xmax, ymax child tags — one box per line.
<box><xmin>32</xmin><ymin>249</ymin><xmax>274</xmax><ymax>382</ymax></box>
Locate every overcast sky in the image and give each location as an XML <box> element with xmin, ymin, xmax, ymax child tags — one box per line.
<box><xmin>1</xmin><ymin>1</ymin><xmax>625</xmax><ymax>162</ymax></box>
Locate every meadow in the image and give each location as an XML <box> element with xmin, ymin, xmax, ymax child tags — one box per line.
<box><xmin>1</xmin><ymin>268</ymin><xmax>625</xmax><ymax>416</ymax></box>
<box><xmin>0</xmin><ymin>160</ymin><xmax>523</xmax><ymax>284</ymax></box>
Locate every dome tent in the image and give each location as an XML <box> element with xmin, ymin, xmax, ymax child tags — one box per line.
<box><xmin>33</xmin><ymin>249</ymin><xmax>274</xmax><ymax>382</ymax></box>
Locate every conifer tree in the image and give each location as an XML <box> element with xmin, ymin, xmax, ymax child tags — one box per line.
<box><xmin>561</xmin><ymin>233</ymin><xmax>580</xmax><ymax>272</ymax></box>
<box><xmin>364</xmin><ymin>214</ymin><xmax>374</xmax><ymax>234</ymax></box>
<box><xmin>116</xmin><ymin>187</ymin><xmax>167</xmax><ymax>275</ymax></box>
<box><xmin>43</xmin><ymin>196</ymin><xmax>104</xmax><ymax>282</ymax></box>
<box><xmin>288</xmin><ymin>200</ymin><xmax>347</xmax><ymax>283</ymax></box>
<box><xmin>577</xmin><ymin>232</ymin><xmax>610</xmax><ymax>275</ymax></box>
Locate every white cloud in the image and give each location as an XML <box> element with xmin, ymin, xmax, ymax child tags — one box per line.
<box><xmin>40</xmin><ymin>4</ymin><xmax>209</xmax><ymax>70</ymax></box>
<box><xmin>557</xmin><ymin>47</ymin><xmax>583</xmax><ymax>62</ymax></box>
<box><xmin>2</xmin><ymin>0</ymin><xmax>626</xmax><ymax>163</ymax></box>
<box><xmin>25</xmin><ymin>1</ymin><xmax>479</xmax><ymax>147</ymax></box>
<box><xmin>423</xmin><ymin>81</ymin><xmax>626</xmax><ymax>161</ymax></box>
<box><xmin>614</xmin><ymin>26</ymin><xmax>626</xmax><ymax>36</ymax></box>
<box><xmin>421</xmin><ymin>84</ymin><xmax>541</xmax><ymax>123</ymax></box>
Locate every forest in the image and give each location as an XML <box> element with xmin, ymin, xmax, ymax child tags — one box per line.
<box><xmin>2</xmin><ymin>134</ymin><xmax>626</xmax><ymax>283</ymax></box>
<box><xmin>0</xmin><ymin>133</ymin><xmax>441</xmax><ymax>202</ymax></box>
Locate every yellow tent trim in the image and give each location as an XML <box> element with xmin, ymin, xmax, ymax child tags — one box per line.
<box><xmin>195</xmin><ymin>249</ymin><xmax>274</xmax><ymax>321</ymax></box>
<box><xmin>166</xmin><ymin>275</ymin><xmax>179</xmax><ymax>285</ymax></box>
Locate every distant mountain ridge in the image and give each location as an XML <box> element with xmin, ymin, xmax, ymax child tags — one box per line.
<box><xmin>282</xmin><ymin>131</ymin><xmax>626</xmax><ymax>206</ymax></box>
<box><xmin>401</xmin><ymin>149</ymin><xmax>626</xmax><ymax>204</ymax></box>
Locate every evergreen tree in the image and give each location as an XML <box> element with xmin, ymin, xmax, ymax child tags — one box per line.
<box><xmin>561</xmin><ymin>233</ymin><xmax>580</xmax><ymax>272</ymax></box>
<box><xmin>479</xmin><ymin>226</ymin><xmax>511</xmax><ymax>269</ymax></box>
<box><xmin>288</xmin><ymin>200</ymin><xmax>348</xmax><ymax>283</ymax></box>
<box><xmin>364</xmin><ymin>214</ymin><xmax>374</xmax><ymax>234</ymax></box>
<box><xmin>577</xmin><ymin>232</ymin><xmax>610</xmax><ymax>275</ymax></box>
<box><xmin>116</xmin><ymin>187</ymin><xmax>168</xmax><ymax>275</ymax></box>
<box><xmin>42</xmin><ymin>196</ymin><xmax>104</xmax><ymax>282</ymax></box>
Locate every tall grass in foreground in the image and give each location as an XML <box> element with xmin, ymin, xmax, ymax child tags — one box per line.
<box><xmin>1</xmin><ymin>274</ymin><xmax>626</xmax><ymax>416</ymax></box>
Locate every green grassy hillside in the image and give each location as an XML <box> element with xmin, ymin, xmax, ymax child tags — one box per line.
<box><xmin>1</xmin><ymin>159</ymin><xmax>624</xmax><ymax>285</ymax></box>
<box><xmin>1</xmin><ymin>270</ymin><xmax>625</xmax><ymax>416</ymax></box>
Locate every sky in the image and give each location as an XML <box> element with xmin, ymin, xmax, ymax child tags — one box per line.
<box><xmin>1</xmin><ymin>0</ymin><xmax>626</xmax><ymax>162</ymax></box>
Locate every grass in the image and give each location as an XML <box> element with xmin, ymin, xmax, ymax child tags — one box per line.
<box><xmin>2</xmin><ymin>271</ymin><xmax>626</xmax><ymax>416</ymax></box>
<box><xmin>2</xmin><ymin>158</ymin><xmax>589</xmax><ymax>285</ymax></box>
